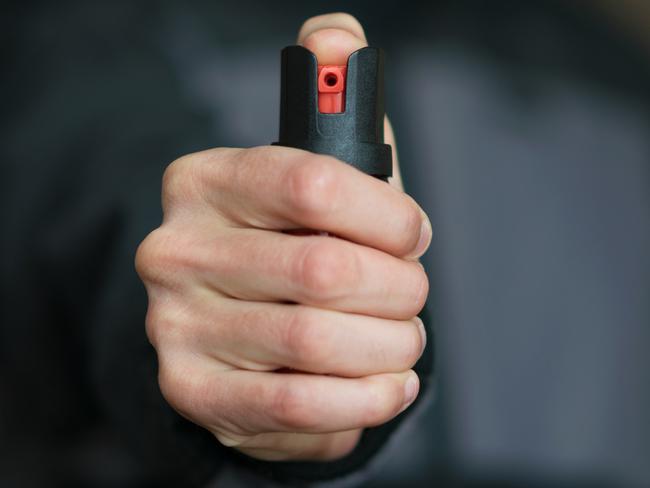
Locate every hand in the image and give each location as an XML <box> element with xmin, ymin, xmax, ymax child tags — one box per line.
<box><xmin>135</xmin><ymin>13</ymin><xmax>432</xmax><ymax>462</ymax></box>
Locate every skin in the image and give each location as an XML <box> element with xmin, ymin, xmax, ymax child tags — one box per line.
<box><xmin>135</xmin><ymin>12</ymin><xmax>432</xmax><ymax>462</ymax></box>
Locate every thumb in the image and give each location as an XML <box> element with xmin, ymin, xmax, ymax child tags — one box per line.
<box><xmin>296</xmin><ymin>13</ymin><xmax>404</xmax><ymax>189</ymax></box>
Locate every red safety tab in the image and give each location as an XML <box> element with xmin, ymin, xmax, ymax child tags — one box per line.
<box><xmin>317</xmin><ymin>65</ymin><xmax>346</xmax><ymax>113</ymax></box>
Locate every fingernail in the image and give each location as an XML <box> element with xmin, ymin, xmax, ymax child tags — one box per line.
<box><xmin>415</xmin><ymin>316</ymin><xmax>426</xmax><ymax>353</ymax></box>
<box><xmin>412</xmin><ymin>216</ymin><xmax>432</xmax><ymax>258</ymax></box>
<box><xmin>401</xmin><ymin>373</ymin><xmax>419</xmax><ymax>413</ymax></box>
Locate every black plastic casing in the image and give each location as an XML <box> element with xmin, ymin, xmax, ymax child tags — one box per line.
<box><xmin>273</xmin><ymin>46</ymin><xmax>392</xmax><ymax>181</ymax></box>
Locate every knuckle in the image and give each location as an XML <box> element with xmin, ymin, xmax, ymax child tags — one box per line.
<box><xmin>135</xmin><ymin>227</ymin><xmax>187</xmax><ymax>286</ymax></box>
<box><xmin>271</xmin><ymin>382</ymin><xmax>317</xmax><ymax>430</ymax></box>
<box><xmin>162</xmin><ymin>155</ymin><xmax>198</xmax><ymax>206</ymax></box>
<box><xmin>135</xmin><ymin>228</ymin><xmax>173</xmax><ymax>283</ymax></box>
<box><xmin>157</xmin><ymin>360</ymin><xmax>195</xmax><ymax>414</ymax></box>
<box><xmin>158</xmin><ymin>361</ymin><xmax>220</xmax><ymax>424</ymax></box>
<box><xmin>215</xmin><ymin>146</ymin><xmax>257</xmax><ymax>189</ymax></box>
<box><xmin>286</xmin><ymin>157</ymin><xmax>340</xmax><ymax>221</ymax></box>
<box><xmin>162</xmin><ymin>148</ymin><xmax>233</xmax><ymax>209</ymax></box>
<box><xmin>284</xmin><ymin>308</ymin><xmax>329</xmax><ymax>368</ymax></box>
<box><xmin>144</xmin><ymin>299</ymin><xmax>192</xmax><ymax>351</ymax></box>
<box><xmin>295</xmin><ymin>240</ymin><xmax>359</xmax><ymax>302</ymax></box>
<box><xmin>134</xmin><ymin>233</ymin><xmax>155</xmax><ymax>281</ymax></box>
<box><xmin>143</xmin><ymin>302</ymin><xmax>166</xmax><ymax>349</ymax></box>
<box><xmin>242</xmin><ymin>145</ymin><xmax>281</xmax><ymax>168</ymax></box>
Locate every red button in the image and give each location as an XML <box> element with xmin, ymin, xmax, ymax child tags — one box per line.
<box><xmin>317</xmin><ymin>65</ymin><xmax>346</xmax><ymax>113</ymax></box>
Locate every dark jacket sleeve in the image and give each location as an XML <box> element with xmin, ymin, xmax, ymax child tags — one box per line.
<box><xmin>1</xmin><ymin>5</ymin><xmax>434</xmax><ymax>486</ymax></box>
<box><xmin>79</xmin><ymin>80</ymin><xmax>435</xmax><ymax>487</ymax></box>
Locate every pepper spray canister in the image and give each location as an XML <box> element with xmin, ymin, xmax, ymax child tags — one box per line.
<box><xmin>273</xmin><ymin>46</ymin><xmax>392</xmax><ymax>182</ymax></box>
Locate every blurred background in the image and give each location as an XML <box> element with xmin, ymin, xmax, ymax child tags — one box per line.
<box><xmin>2</xmin><ymin>0</ymin><xmax>649</xmax><ymax>486</ymax></box>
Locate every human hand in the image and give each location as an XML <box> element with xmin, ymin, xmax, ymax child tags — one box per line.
<box><xmin>135</xmin><ymin>12</ymin><xmax>431</xmax><ymax>462</ymax></box>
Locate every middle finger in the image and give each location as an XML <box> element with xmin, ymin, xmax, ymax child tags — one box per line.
<box><xmin>195</xmin><ymin>227</ymin><xmax>428</xmax><ymax>320</ymax></box>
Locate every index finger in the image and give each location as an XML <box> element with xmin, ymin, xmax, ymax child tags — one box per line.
<box><xmin>193</xmin><ymin>145</ymin><xmax>431</xmax><ymax>259</ymax></box>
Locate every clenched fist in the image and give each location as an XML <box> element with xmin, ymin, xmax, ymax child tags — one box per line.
<box><xmin>135</xmin><ymin>13</ymin><xmax>431</xmax><ymax>462</ymax></box>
